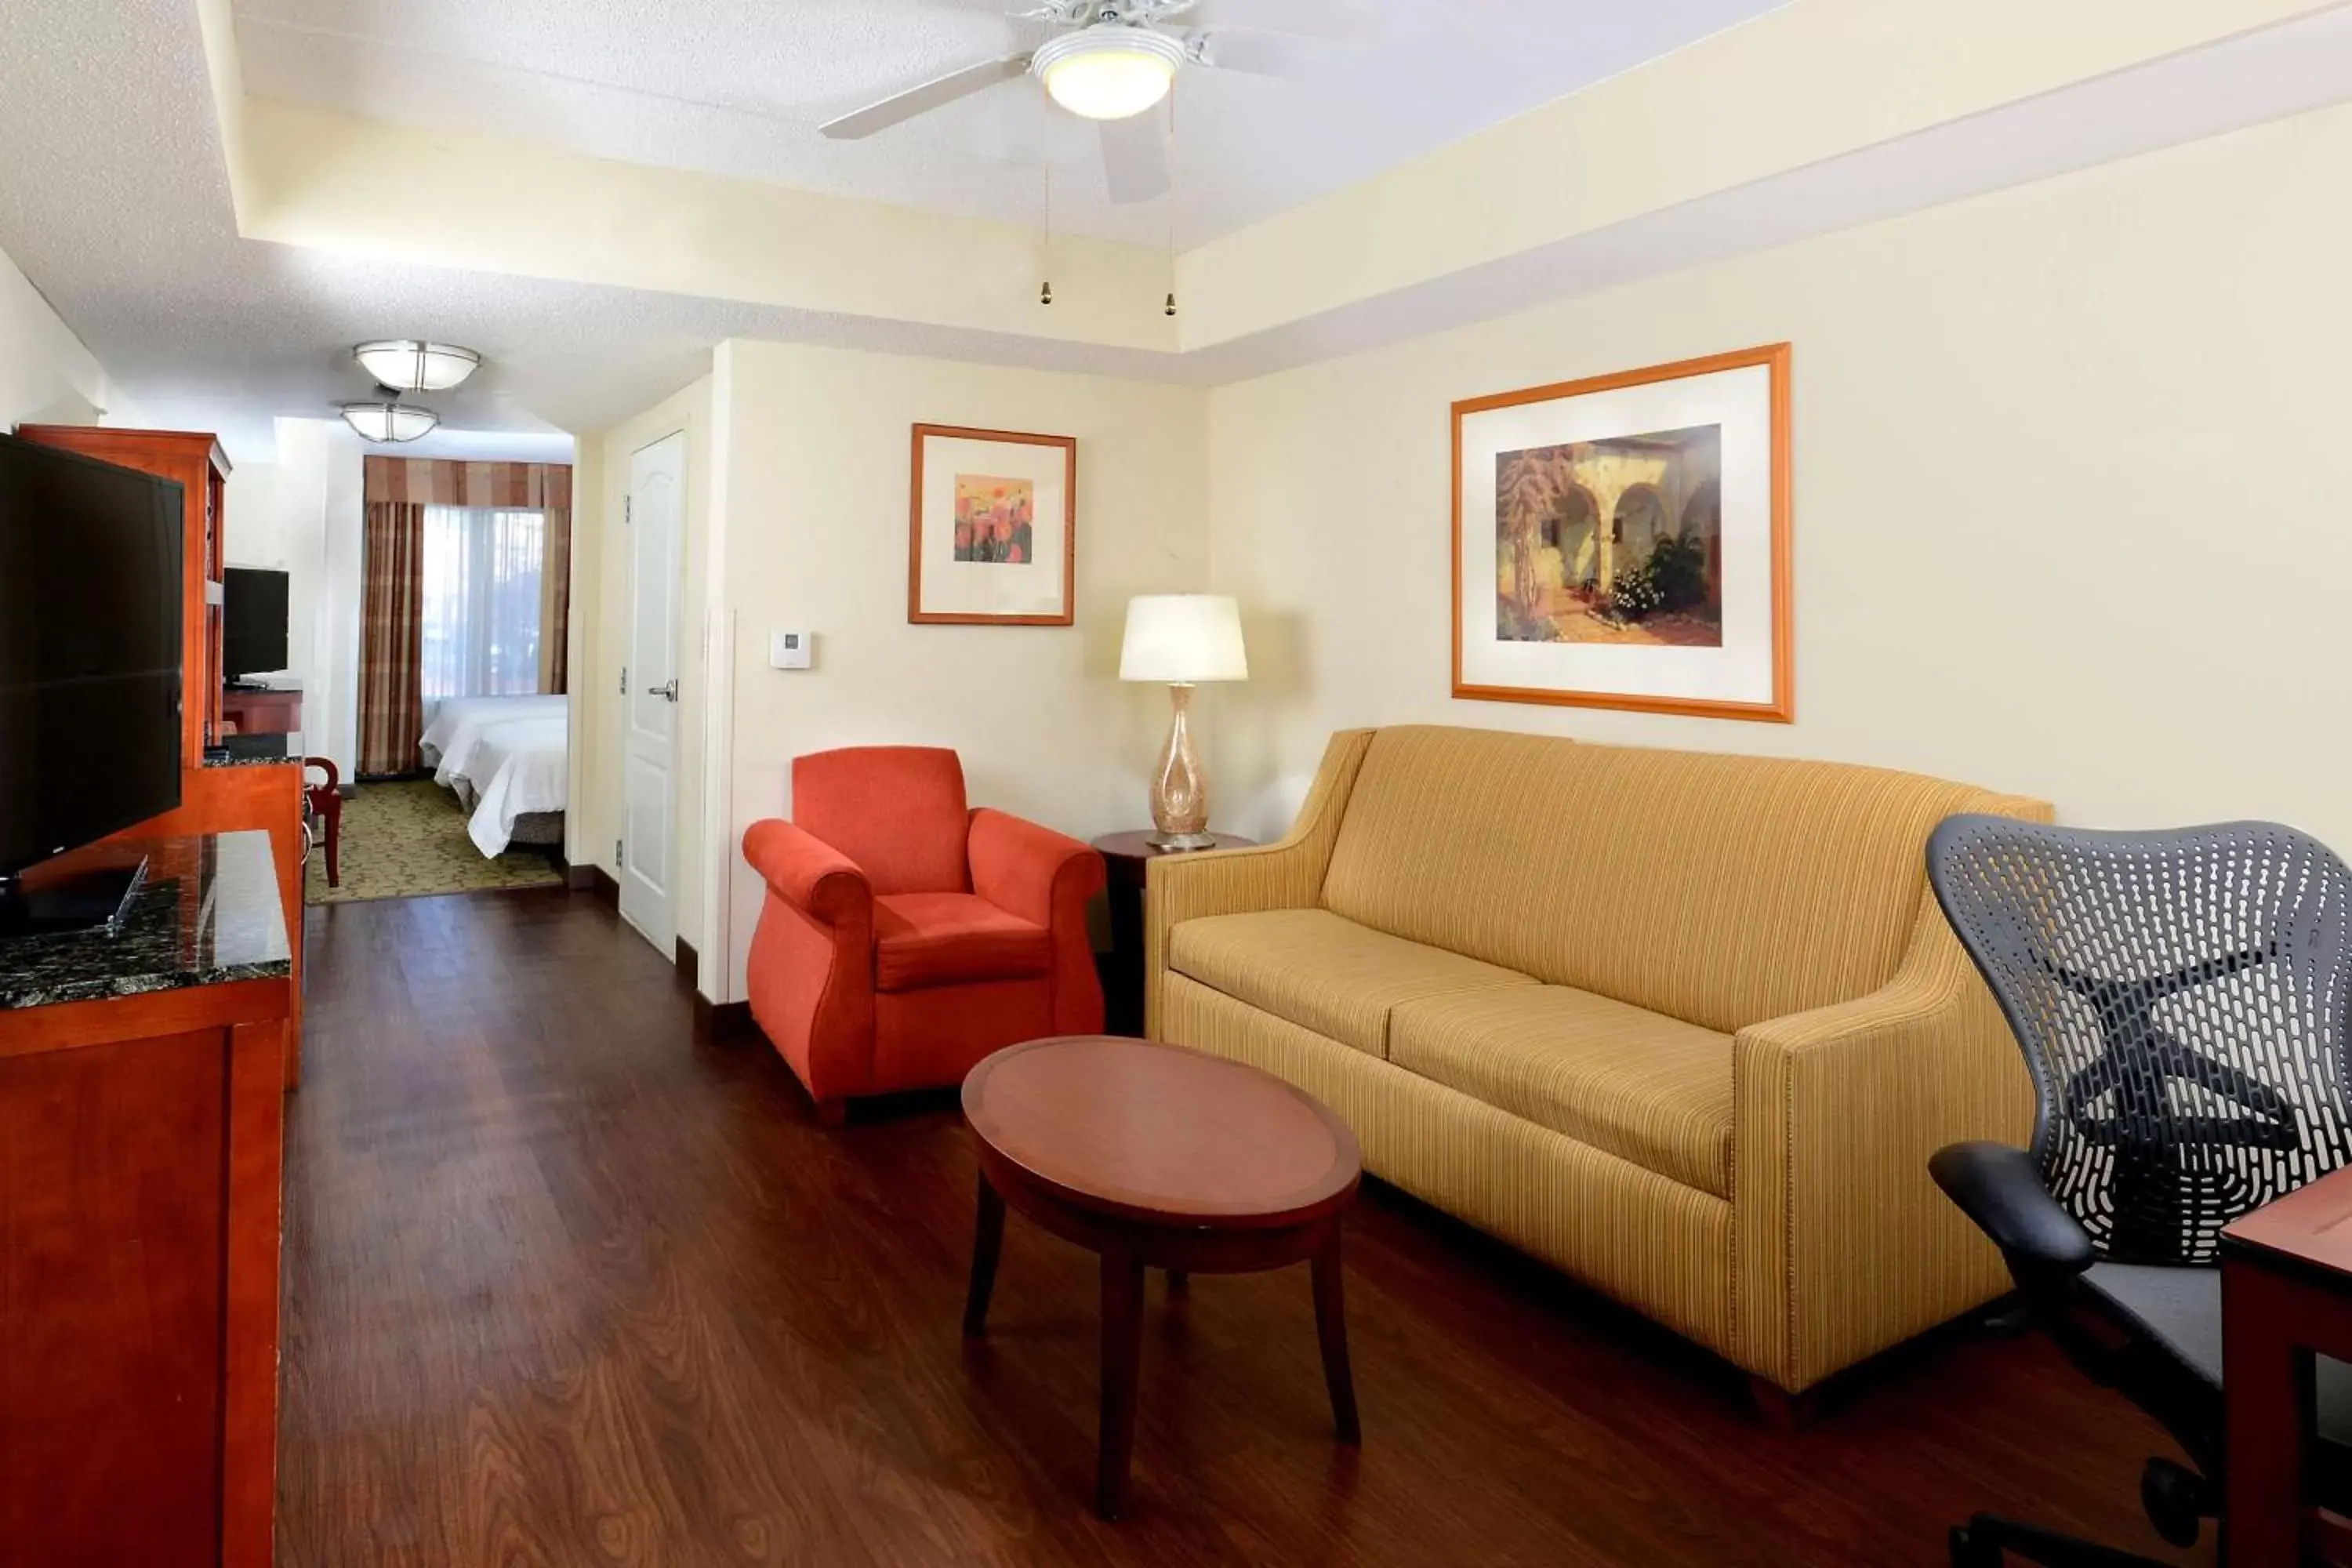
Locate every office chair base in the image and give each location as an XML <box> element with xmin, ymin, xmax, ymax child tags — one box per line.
<box><xmin>1948</xmin><ymin>1514</ymin><xmax>2174</xmax><ymax>1567</ymax></box>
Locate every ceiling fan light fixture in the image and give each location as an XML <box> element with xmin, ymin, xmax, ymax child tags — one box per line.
<box><xmin>338</xmin><ymin>398</ymin><xmax>440</xmax><ymax>444</ymax></box>
<box><xmin>352</xmin><ymin>339</ymin><xmax>481</xmax><ymax>393</ymax></box>
<box><xmin>1033</xmin><ymin>25</ymin><xmax>1183</xmax><ymax>121</ymax></box>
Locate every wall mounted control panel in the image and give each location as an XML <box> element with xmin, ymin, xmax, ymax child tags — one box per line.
<box><xmin>768</xmin><ymin>630</ymin><xmax>813</xmax><ymax>670</ymax></box>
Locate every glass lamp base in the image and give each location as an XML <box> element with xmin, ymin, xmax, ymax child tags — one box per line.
<box><xmin>1146</xmin><ymin>831</ymin><xmax>1221</xmax><ymax>851</ymax></box>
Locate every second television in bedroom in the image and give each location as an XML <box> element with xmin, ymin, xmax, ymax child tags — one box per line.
<box><xmin>222</xmin><ymin>565</ymin><xmax>289</xmax><ymax>684</ymax></box>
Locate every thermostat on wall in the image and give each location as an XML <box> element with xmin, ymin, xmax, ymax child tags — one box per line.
<box><xmin>768</xmin><ymin>630</ymin><xmax>813</xmax><ymax>670</ymax></box>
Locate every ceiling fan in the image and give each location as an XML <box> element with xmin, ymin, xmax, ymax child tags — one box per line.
<box><xmin>819</xmin><ymin>0</ymin><xmax>1334</xmax><ymax>204</ymax></box>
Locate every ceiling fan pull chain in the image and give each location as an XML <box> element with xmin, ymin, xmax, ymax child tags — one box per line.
<box><xmin>1163</xmin><ymin>84</ymin><xmax>1178</xmax><ymax>318</ymax></box>
<box><xmin>1040</xmin><ymin>157</ymin><xmax>1054</xmax><ymax>307</ymax></box>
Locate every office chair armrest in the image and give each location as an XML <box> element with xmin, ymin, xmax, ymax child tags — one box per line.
<box><xmin>1929</xmin><ymin>1141</ymin><xmax>2095</xmax><ymax>1279</ymax></box>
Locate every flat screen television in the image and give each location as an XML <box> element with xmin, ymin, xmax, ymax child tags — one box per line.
<box><xmin>0</xmin><ymin>431</ymin><xmax>183</xmax><ymax>935</ymax></box>
<box><xmin>223</xmin><ymin>565</ymin><xmax>289</xmax><ymax>681</ymax></box>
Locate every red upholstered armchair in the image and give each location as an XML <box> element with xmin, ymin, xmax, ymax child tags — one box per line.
<box><xmin>741</xmin><ymin>746</ymin><xmax>1106</xmax><ymax>1123</ymax></box>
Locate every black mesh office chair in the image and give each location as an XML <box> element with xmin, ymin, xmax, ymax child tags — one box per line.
<box><xmin>1926</xmin><ymin>815</ymin><xmax>2352</xmax><ymax>1566</ymax></box>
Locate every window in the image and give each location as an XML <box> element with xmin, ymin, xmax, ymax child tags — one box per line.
<box><xmin>419</xmin><ymin>506</ymin><xmax>548</xmax><ymax>706</ymax></box>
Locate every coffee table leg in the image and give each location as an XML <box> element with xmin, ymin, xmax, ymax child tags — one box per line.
<box><xmin>963</xmin><ymin>1174</ymin><xmax>1005</xmax><ymax>1339</ymax></box>
<box><xmin>1312</xmin><ymin>1229</ymin><xmax>1361</xmax><ymax>1444</ymax></box>
<box><xmin>1097</xmin><ymin>1249</ymin><xmax>1147</xmax><ymax>1519</ymax></box>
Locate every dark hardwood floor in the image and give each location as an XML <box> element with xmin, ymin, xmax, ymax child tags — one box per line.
<box><xmin>279</xmin><ymin>889</ymin><xmax>2209</xmax><ymax>1567</ymax></box>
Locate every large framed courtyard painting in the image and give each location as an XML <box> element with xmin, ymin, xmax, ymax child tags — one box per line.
<box><xmin>1452</xmin><ymin>343</ymin><xmax>1792</xmax><ymax>721</ymax></box>
<box><xmin>908</xmin><ymin>423</ymin><xmax>1077</xmax><ymax>626</ymax></box>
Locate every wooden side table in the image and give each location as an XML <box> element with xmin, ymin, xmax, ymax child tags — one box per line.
<box><xmin>1090</xmin><ymin>831</ymin><xmax>1254</xmax><ymax>1037</ymax></box>
<box><xmin>961</xmin><ymin>1035</ymin><xmax>1361</xmax><ymax>1519</ymax></box>
<box><xmin>2222</xmin><ymin>1164</ymin><xmax>2352</xmax><ymax>1567</ymax></box>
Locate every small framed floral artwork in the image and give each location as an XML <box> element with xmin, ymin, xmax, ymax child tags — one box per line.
<box><xmin>1452</xmin><ymin>343</ymin><xmax>1793</xmax><ymax>721</ymax></box>
<box><xmin>908</xmin><ymin>423</ymin><xmax>1077</xmax><ymax>626</ymax></box>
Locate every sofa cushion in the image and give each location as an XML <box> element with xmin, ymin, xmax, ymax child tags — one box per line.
<box><xmin>1320</xmin><ymin>724</ymin><xmax>2026</xmax><ymax>1034</ymax></box>
<box><xmin>1387</xmin><ymin>985</ymin><xmax>1735</xmax><ymax>1197</ymax></box>
<box><xmin>873</xmin><ymin>893</ymin><xmax>1052</xmax><ymax>991</ymax></box>
<box><xmin>1167</xmin><ymin>909</ymin><xmax>1534</xmax><ymax>1058</ymax></box>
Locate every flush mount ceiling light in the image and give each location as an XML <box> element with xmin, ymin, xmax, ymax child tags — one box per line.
<box><xmin>352</xmin><ymin>339</ymin><xmax>481</xmax><ymax>393</ymax></box>
<box><xmin>338</xmin><ymin>397</ymin><xmax>440</xmax><ymax>444</ymax></box>
<box><xmin>1032</xmin><ymin>24</ymin><xmax>1184</xmax><ymax>120</ymax></box>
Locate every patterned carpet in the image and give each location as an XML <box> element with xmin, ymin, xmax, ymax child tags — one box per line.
<box><xmin>306</xmin><ymin>779</ymin><xmax>564</xmax><ymax>905</ymax></box>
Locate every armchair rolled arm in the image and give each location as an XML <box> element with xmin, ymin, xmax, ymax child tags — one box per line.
<box><xmin>742</xmin><ymin>818</ymin><xmax>871</xmax><ymax>925</ymax></box>
<box><xmin>968</xmin><ymin>808</ymin><xmax>1104</xmax><ymax>927</ymax></box>
<box><xmin>969</xmin><ymin>807</ymin><xmax>1106</xmax><ymax>1034</ymax></box>
<box><xmin>1929</xmin><ymin>1141</ymin><xmax>2094</xmax><ymax>1282</ymax></box>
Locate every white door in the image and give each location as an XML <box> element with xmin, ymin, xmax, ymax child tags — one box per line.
<box><xmin>619</xmin><ymin>433</ymin><xmax>684</xmax><ymax>952</ymax></box>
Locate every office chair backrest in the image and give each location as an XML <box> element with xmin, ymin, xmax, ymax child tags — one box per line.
<box><xmin>1929</xmin><ymin>815</ymin><xmax>2352</xmax><ymax>1265</ymax></box>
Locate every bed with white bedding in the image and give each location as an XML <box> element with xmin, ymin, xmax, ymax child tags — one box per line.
<box><xmin>418</xmin><ymin>695</ymin><xmax>569</xmax><ymax>857</ymax></box>
<box><xmin>462</xmin><ymin>716</ymin><xmax>570</xmax><ymax>857</ymax></box>
<box><xmin>420</xmin><ymin>694</ymin><xmax>568</xmax><ymax>785</ymax></box>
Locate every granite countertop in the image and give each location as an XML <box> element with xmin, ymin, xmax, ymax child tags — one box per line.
<box><xmin>205</xmin><ymin>728</ymin><xmax>307</xmax><ymax>768</ymax></box>
<box><xmin>0</xmin><ymin>830</ymin><xmax>292</xmax><ymax>1011</ymax></box>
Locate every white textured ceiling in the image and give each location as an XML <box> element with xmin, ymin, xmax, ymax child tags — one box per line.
<box><xmin>230</xmin><ymin>0</ymin><xmax>1788</xmax><ymax>248</ymax></box>
<box><xmin>8</xmin><ymin>0</ymin><xmax>2352</xmax><ymax>466</ymax></box>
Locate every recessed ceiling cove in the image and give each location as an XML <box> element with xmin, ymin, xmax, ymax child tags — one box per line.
<box><xmin>229</xmin><ymin>0</ymin><xmax>1786</xmax><ymax>248</ymax></box>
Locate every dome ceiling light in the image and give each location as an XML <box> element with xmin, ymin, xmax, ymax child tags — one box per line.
<box><xmin>353</xmin><ymin>339</ymin><xmax>481</xmax><ymax>394</ymax></box>
<box><xmin>338</xmin><ymin>396</ymin><xmax>440</xmax><ymax>444</ymax></box>
<box><xmin>1032</xmin><ymin>25</ymin><xmax>1185</xmax><ymax>121</ymax></box>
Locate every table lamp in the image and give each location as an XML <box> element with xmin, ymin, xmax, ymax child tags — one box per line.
<box><xmin>1120</xmin><ymin>594</ymin><xmax>1248</xmax><ymax>850</ymax></box>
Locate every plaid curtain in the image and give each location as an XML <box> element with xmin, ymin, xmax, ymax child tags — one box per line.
<box><xmin>360</xmin><ymin>458</ymin><xmax>575</xmax><ymax>753</ymax></box>
<box><xmin>358</xmin><ymin>499</ymin><xmax>426</xmax><ymax>777</ymax></box>
<box><xmin>536</xmin><ymin>502</ymin><xmax>572</xmax><ymax>695</ymax></box>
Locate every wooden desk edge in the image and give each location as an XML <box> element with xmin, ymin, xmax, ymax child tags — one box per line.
<box><xmin>0</xmin><ymin>976</ymin><xmax>294</xmax><ymax>1058</ymax></box>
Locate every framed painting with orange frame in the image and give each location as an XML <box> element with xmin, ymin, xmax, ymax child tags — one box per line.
<box><xmin>1451</xmin><ymin>343</ymin><xmax>1792</xmax><ymax>722</ymax></box>
<box><xmin>909</xmin><ymin>423</ymin><xmax>1078</xmax><ymax>626</ymax></box>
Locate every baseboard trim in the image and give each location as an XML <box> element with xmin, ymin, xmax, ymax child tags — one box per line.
<box><xmin>695</xmin><ymin>996</ymin><xmax>754</xmax><ymax>1042</ymax></box>
<box><xmin>676</xmin><ymin>938</ymin><xmax>699</xmax><ymax>989</ymax></box>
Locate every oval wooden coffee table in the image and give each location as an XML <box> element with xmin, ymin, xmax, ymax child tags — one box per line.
<box><xmin>960</xmin><ymin>1035</ymin><xmax>1363</xmax><ymax>1519</ymax></box>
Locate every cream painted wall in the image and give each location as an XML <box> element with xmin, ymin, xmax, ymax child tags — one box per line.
<box><xmin>707</xmin><ymin>340</ymin><xmax>1211</xmax><ymax>1000</ymax></box>
<box><xmin>0</xmin><ymin>239</ymin><xmax>132</xmax><ymax>430</ymax></box>
<box><xmin>220</xmin><ymin>419</ymin><xmax>365</xmax><ymax>779</ymax></box>
<box><xmin>1206</xmin><ymin>99</ymin><xmax>2352</xmax><ymax>853</ymax></box>
<box><xmin>577</xmin><ymin>375</ymin><xmax>713</xmax><ymax>956</ymax></box>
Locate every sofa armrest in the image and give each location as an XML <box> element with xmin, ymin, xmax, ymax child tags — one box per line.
<box><xmin>1731</xmin><ymin>894</ymin><xmax>2037</xmax><ymax>1392</ymax></box>
<box><xmin>742</xmin><ymin>818</ymin><xmax>871</xmax><ymax>926</ymax></box>
<box><xmin>1144</xmin><ymin>728</ymin><xmax>1377</xmax><ymax>1038</ymax></box>
<box><xmin>970</xmin><ymin>808</ymin><xmax>1107</xmax><ymax>1034</ymax></box>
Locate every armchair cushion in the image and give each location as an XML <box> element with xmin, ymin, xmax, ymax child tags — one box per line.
<box><xmin>873</xmin><ymin>893</ymin><xmax>1052</xmax><ymax>992</ymax></box>
<box><xmin>793</xmin><ymin>746</ymin><xmax>970</xmax><ymax>895</ymax></box>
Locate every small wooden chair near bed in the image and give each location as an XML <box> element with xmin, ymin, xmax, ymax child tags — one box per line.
<box><xmin>303</xmin><ymin>756</ymin><xmax>342</xmax><ymax>887</ymax></box>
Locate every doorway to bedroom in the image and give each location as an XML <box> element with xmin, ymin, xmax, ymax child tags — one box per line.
<box><xmin>319</xmin><ymin>453</ymin><xmax>575</xmax><ymax>905</ymax></box>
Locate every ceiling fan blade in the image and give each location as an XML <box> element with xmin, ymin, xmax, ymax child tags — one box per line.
<box><xmin>819</xmin><ymin>53</ymin><xmax>1032</xmax><ymax>140</ymax></box>
<box><xmin>1099</xmin><ymin>114</ymin><xmax>1170</xmax><ymax>205</ymax></box>
<box><xmin>1188</xmin><ymin>28</ymin><xmax>1322</xmax><ymax>76</ymax></box>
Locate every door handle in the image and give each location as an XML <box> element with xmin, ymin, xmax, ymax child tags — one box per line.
<box><xmin>644</xmin><ymin>679</ymin><xmax>680</xmax><ymax>702</ymax></box>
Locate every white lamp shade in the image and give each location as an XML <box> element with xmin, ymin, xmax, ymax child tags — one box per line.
<box><xmin>339</xmin><ymin>400</ymin><xmax>440</xmax><ymax>443</ymax></box>
<box><xmin>1120</xmin><ymin>594</ymin><xmax>1248</xmax><ymax>683</ymax></box>
<box><xmin>353</xmin><ymin>339</ymin><xmax>481</xmax><ymax>393</ymax></box>
<box><xmin>1034</xmin><ymin>25</ymin><xmax>1182</xmax><ymax>120</ymax></box>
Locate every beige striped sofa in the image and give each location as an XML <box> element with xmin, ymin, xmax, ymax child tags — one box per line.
<box><xmin>1145</xmin><ymin>725</ymin><xmax>2052</xmax><ymax>1396</ymax></box>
